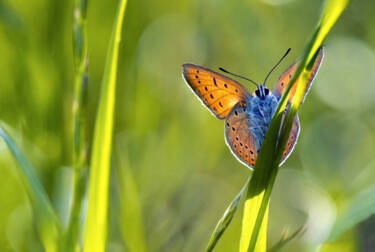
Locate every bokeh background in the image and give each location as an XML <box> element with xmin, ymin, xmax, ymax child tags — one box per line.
<box><xmin>0</xmin><ymin>0</ymin><xmax>375</xmax><ymax>251</ymax></box>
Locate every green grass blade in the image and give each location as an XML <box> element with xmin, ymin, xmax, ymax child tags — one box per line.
<box><xmin>65</xmin><ymin>0</ymin><xmax>89</xmax><ymax>250</ymax></box>
<box><xmin>239</xmin><ymin>1</ymin><xmax>349</xmax><ymax>251</ymax></box>
<box><xmin>115</xmin><ymin>145</ymin><xmax>147</xmax><ymax>252</ymax></box>
<box><xmin>327</xmin><ymin>184</ymin><xmax>375</xmax><ymax>242</ymax></box>
<box><xmin>0</xmin><ymin>126</ymin><xmax>61</xmax><ymax>252</ymax></box>
<box><xmin>83</xmin><ymin>0</ymin><xmax>128</xmax><ymax>251</ymax></box>
<box><xmin>206</xmin><ymin>177</ymin><xmax>250</xmax><ymax>252</ymax></box>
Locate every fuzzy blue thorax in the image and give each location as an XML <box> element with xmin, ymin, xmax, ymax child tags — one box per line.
<box><xmin>246</xmin><ymin>86</ymin><xmax>279</xmax><ymax>151</ymax></box>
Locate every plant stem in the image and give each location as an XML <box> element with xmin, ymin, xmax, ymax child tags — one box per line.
<box><xmin>65</xmin><ymin>0</ymin><xmax>89</xmax><ymax>250</ymax></box>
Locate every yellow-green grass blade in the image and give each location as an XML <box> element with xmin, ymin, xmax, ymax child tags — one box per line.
<box><xmin>66</xmin><ymin>0</ymin><xmax>89</xmax><ymax>250</ymax></box>
<box><xmin>83</xmin><ymin>0</ymin><xmax>128</xmax><ymax>251</ymax></box>
<box><xmin>239</xmin><ymin>1</ymin><xmax>349</xmax><ymax>251</ymax></box>
<box><xmin>239</xmin><ymin>50</ymin><xmax>322</xmax><ymax>252</ymax></box>
<box><xmin>0</xmin><ymin>126</ymin><xmax>61</xmax><ymax>252</ymax></box>
<box><xmin>206</xmin><ymin>177</ymin><xmax>250</xmax><ymax>252</ymax></box>
<box><xmin>115</xmin><ymin>145</ymin><xmax>147</xmax><ymax>252</ymax></box>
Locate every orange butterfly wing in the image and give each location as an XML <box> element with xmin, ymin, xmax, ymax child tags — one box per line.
<box><xmin>273</xmin><ymin>47</ymin><xmax>324</xmax><ymax>104</ymax></box>
<box><xmin>225</xmin><ymin>103</ymin><xmax>258</xmax><ymax>168</ymax></box>
<box><xmin>182</xmin><ymin>64</ymin><xmax>250</xmax><ymax>119</ymax></box>
<box><xmin>225</xmin><ymin>104</ymin><xmax>300</xmax><ymax>168</ymax></box>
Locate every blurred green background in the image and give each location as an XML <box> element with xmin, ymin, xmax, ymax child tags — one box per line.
<box><xmin>0</xmin><ymin>0</ymin><xmax>375</xmax><ymax>251</ymax></box>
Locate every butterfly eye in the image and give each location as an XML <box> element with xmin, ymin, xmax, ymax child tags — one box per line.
<box><xmin>264</xmin><ymin>88</ymin><xmax>269</xmax><ymax>95</ymax></box>
<box><xmin>255</xmin><ymin>89</ymin><xmax>260</xmax><ymax>97</ymax></box>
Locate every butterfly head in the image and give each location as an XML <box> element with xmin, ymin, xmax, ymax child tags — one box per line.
<box><xmin>219</xmin><ymin>48</ymin><xmax>291</xmax><ymax>100</ymax></box>
<box><xmin>255</xmin><ymin>85</ymin><xmax>270</xmax><ymax>100</ymax></box>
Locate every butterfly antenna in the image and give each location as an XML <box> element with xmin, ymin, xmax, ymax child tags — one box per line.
<box><xmin>263</xmin><ymin>48</ymin><xmax>291</xmax><ymax>86</ymax></box>
<box><xmin>219</xmin><ymin>67</ymin><xmax>258</xmax><ymax>87</ymax></box>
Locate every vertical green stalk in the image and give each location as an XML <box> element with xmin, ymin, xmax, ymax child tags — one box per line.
<box><xmin>239</xmin><ymin>1</ymin><xmax>349</xmax><ymax>251</ymax></box>
<box><xmin>83</xmin><ymin>0</ymin><xmax>128</xmax><ymax>251</ymax></box>
<box><xmin>65</xmin><ymin>0</ymin><xmax>89</xmax><ymax>250</ymax></box>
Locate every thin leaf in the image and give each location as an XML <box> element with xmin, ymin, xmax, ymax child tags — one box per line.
<box><xmin>206</xmin><ymin>177</ymin><xmax>250</xmax><ymax>252</ymax></box>
<box><xmin>268</xmin><ymin>225</ymin><xmax>307</xmax><ymax>252</ymax></box>
<box><xmin>83</xmin><ymin>0</ymin><xmax>128</xmax><ymax>251</ymax></box>
<box><xmin>239</xmin><ymin>1</ymin><xmax>349</xmax><ymax>251</ymax></box>
<box><xmin>327</xmin><ymin>184</ymin><xmax>375</xmax><ymax>242</ymax></box>
<box><xmin>0</xmin><ymin>126</ymin><xmax>61</xmax><ymax>252</ymax></box>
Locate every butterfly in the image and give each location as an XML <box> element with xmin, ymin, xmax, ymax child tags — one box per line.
<box><xmin>182</xmin><ymin>47</ymin><xmax>324</xmax><ymax>169</ymax></box>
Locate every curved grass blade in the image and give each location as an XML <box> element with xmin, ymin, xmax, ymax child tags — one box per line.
<box><xmin>206</xmin><ymin>177</ymin><xmax>250</xmax><ymax>252</ymax></box>
<box><xmin>0</xmin><ymin>126</ymin><xmax>61</xmax><ymax>252</ymax></box>
<box><xmin>327</xmin><ymin>184</ymin><xmax>375</xmax><ymax>242</ymax></box>
<box><xmin>239</xmin><ymin>1</ymin><xmax>349</xmax><ymax>251</ymax></box>
<box><xmin>82</xmin><ymin>0</ymin><xmax>128</xmax><ymax>251</ymax></box>
<box><xmin>65</xmin><ymin>0</ymin><xmax>89</xmax><ymax>250</ymax></box>
<box><xmin>268</xmin><ymin>225</ymin><xmax>307</xmax><ymax>252</ymax></box>
<box><xmin>240</xmin><ymin>49</ymin><xmax>322</xmax><ymax>252</ymax></box>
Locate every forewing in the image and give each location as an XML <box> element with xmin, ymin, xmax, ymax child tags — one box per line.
<box><xmin>273</xmin><ymin>47</ymin><xmax>324</xmax><ymax>104</ymax></box>
<box><xmin>182</xmin><ymin>63</ymin><xmax>250</xmax><ymax>119</ymax></box>
<box><xmin>224</xmin><ymin>103</ymin><xmax>257</xmax><ymax>168</ymax></box>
